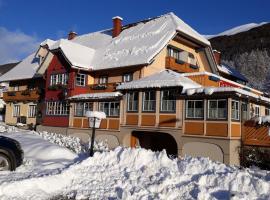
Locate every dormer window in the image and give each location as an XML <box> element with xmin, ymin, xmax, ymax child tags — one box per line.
<box><xmin>76</xmin><ymin>73</ymin><xmax>86</xmax><ymax>86</ymax></box>
<box><xmin>123</xmin><ymin>73</ymin><xmax>133</xmax><ymax>82</ymax></box>
<box><xmin>99</xmin><ymin>76</ymin><xmax>108</xmax><ymax>85</ymax></box>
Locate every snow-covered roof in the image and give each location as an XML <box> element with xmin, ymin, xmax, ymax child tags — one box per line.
<box><xmin>181</xmin><ymin>71</ymin><xmax>262</xmax><ymax>95</ymax></box>
<box><xmin>217</xmin><ymin>64</ymin><xmax>248</xmax><ymax>82</ymax></box>
<box><xmin>48</xmin><ymin>12</ymin><xmax>210</xmax><ymax>71</ymax></box>
<box><xmin>69</xmin><ymin>92</ymin><xmax>122</xmax><ymax>100</ymax></box>
<box><xmin>117</xmin><ymin>70</ymin><xmax>201</xmax><ymax>90</ymax></box>
<box><xmin>183</xmin><ymin>87</ymin><xmax>270</xmax><ymax>104</ymax></box>
<box><xmin>0</xmin><ymin>53</ymin><xmax>41</xmax><ymax>82</ymax></box>
<box><xmin>50</xmin><ymin>39</ymin><xmax>95</xmax><ymax>70</ymax></box>
<box><xmin>40</xmin><ymin>39</ymin><xmax>56</xmax><ymax>48</ymax></box>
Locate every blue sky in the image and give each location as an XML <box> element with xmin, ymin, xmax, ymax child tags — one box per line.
<box><xmin>0</xmin><ymin>0</ymin><xmax>269</xmax><ymax>64</ymax></box>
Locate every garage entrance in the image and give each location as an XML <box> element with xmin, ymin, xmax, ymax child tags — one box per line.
<box><xmin>132</xmin><ymin>131</ymin><xmax>178</xmax><ymax>157</ymax></box>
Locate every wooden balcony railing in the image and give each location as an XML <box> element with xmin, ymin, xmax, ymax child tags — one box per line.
<box><xmin>165</xmin><ymin>56</ymin><xmax>199</xmax><ymax>73</ymax></box>
<box><xmin>88</xmin><ymin>83</ymin><xmax>118</xmax><ymax>93</ymax></box>
<box><xmin>3</xmin><ymin>89</ymin><xmax>40</xmax><ymax>102</ymax></box>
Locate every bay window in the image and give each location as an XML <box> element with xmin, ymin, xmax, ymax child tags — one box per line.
<box><xmin>74</xmin><ymin>102</ymin><xmax>93</xmax><ymax>116</ymax></box>
<box><xmin>160</xmin><ymin>89</ymin><xmax>176</xmax><ymax>112</ymax></box>
<box><xmin>99</xmin><ymin>102</ymin><xmax>120</xmax><ymax>116</ymax></box>
<box><xmin>142</xmin><ymin>90</ymin><xmax>156</xmax><ymax>112</ymax></box>
<box><xmin>46</xmin><ymin>102</ymin><xmax>69</xmax><ymax>115</ymax></box>
<box><xmin>208</xmin><ymin>99</ymin><xmax>227</xmax><ymax>119</ymax></box>
<box><xmin>186</xmin><ymin>100</ymin><xmax>204</xmax><ymax>119</ymax></box>
<box><xmin>127</xmin><ymin>92</ymin><xmax>138</xmax><ymax>112</ymax></box>
<box><xmin>76</xmin><ymin>73</ymin><xmax>86</xmax><ymax>86</ymax></box>
<box><xmin>231</xmin><ymin>100</ymin><xmax>240</xmax><ymax>120</ymax></box>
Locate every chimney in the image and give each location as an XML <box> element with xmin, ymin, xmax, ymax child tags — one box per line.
<box><xmin>112</xmin><ymin>16</ymin><xmax>123</xmax><ymax>38</ymax></box>
<box><xmin>68</xmin><ymin>31</ymin><xmax>77</xmax><ymax>40</ymax></box>
<box><xmin>213</xmin><ymin>50</ymin><xmax>221</xmax><ymax>65</ymax></box>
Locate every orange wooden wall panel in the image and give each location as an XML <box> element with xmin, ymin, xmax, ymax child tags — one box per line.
<box><xmin>108</xmin><ymin>119</ymin><xmax>119</xmax><ymax>130</ymax></box>
<box><xmin>231</xmin><ymin>123</ymin><xmax>241</xmax><ymax>137</ymax></box>
<box><xmin>206</xmin><ymin>123</ymin><xmax>228</xmax><ymax>137</ymax></box>
<box><xmin>141</xmin><ymin>115</ymin><xmax>156</xmax><ymax>126</ymax></box>
<box><xmin>99</xmin><ymin>119</ymin><xmax>107</xmax><ymax>129</ymax></box>
<box><xmin>73</xmin><ymin>118</ymin><xmax>82</xmax><ymax>128</ymax></box>
<box><xmin>126</xmin><ymin>115</ymin><xmax>139</xmax><ymax>125</ymax></box>
<box><xmin>185</xmin><ymin>122</ymin><xmax>204</xmax><ymax>135</ymax></box>
<box><xmin>159</xmin><ymin>115</ymin><xmax>176</xmax><ymax>127</ymax></box>
<box><xmin>83</xmin><ymin>118</ymin><xmax>89</xmax><ymax>128</ymax></box>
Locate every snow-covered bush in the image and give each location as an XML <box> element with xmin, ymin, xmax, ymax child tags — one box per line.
<box><xmin>33</xmin><ymin>131</ymin><xmax>109</xmax><ymax>155</ymax></box>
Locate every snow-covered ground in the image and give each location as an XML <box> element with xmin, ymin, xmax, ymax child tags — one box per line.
<box><xmin>0</xmin><ymin>126</ymin><xmax>269</xmax><ymax>200</ymax></box>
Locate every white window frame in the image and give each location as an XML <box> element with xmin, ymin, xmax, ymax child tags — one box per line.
<box><xmin>186</xmin><ymin>100</ymin><xmax>204</xmax><ymax>119</ymax></box>
<box><xmin>142</xmin><ymin>90</ymin><xmax>156</xmax><ymax>112</ymax></box>
<box><xmin>208</xmin><ymin>99</ymin><xmax>227</xmax><ymax>120</ymax></box>
<box><xmin>99</xmin><ymin>101</ymin><xmax>120</xmax><ymax>117</ymax></box>
<box><xmin>76</xmin><ymin>73</ymin><xmax>86</xmax><ymax>86</ymax></box>
<box><xmin>74</xmin><ymin>102</ymin><xmax>93</xmax><ymax>116</ymax></box>
<box><xmin>254</xmin><ymin>105</ymin><xmax>260</xmax><ymax>117</ymax></box>
<box><xmin>231</xmin><ymin>100</ymin><xmax>240</xmax><ymax>120</ymax></box>
<box><xmin>241</xmin><ymin>102</ymin><xmax>249</xmax><ymax>121</ymax></box>
<box><xmin>50</xmin><ymin>73</ymin><xmax>68</xmax><ymax>86</ymax></box>
<box><xmin>28</xmin><ymin>104</ymin><xmax>37</xmax><ymax>118</ymax></box>
<box><xmin>265</xmin><ymin>107</ymin><xmax>270</xmax><ymax>116</ymax></box>
<box><xmin>127</xmin><ymin>92</ymin><xmax>138</xmax><ymax>112</ymax></box>
<box><xmin>99</xmin><ymin>76</ymin><xmax>108</xmax><ymax>85</ymax></box>
<box><xmin>13</xmin><ymin>104</ymin><xmax>20</xmax><ymax>117</ymax></box>
<box><xmin>46</xmin><ymin>102</ymin><xmax>69</xmax><ymax>116</ymax></box>
<box><xmin>160</xmin><ymin>89</ymin><xmax>176</xmax><ymax>112</ymax></box>
<box><xmin>123</xmin><ymin>73</ymin><xmax>133</xmax><ymax>82</ymax></box>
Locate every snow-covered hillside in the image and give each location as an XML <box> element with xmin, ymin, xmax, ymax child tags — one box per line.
<box><xmin>0</xmin><ymin>131</ymin><xmax>269</xmax><ymax>199</ymax></box>
<box><xmin>206</xmin><ymin>22</ymin><xmax>268</xmax><ymax>39</ymax></box>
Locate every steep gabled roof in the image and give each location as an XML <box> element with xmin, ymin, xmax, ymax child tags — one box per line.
<box><xmin>49</xmin><ymin>12</ymin><xmax>211</xmax><ymax>71</ymax></box>
<box><xmin>0</xmin><ymin>53</ymin><xmax>40</xmax><ymax>82</ymax></box>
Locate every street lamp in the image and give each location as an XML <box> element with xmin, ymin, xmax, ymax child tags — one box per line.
<box><xmin>85</xmin><ymin>111</ymin><xmax>106</xmax><ymax>157</ymax></box>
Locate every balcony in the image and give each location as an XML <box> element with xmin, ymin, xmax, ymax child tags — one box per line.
<box><xmin>165</xmin><ymin>56</ymin><xmax>199</xmax><ymax>73</ymax></box>
<box><xmin>88</xmin><ymin>83</ymin><xmax>118</xmax><ymax>93</ymax></box>
<box><xmin>3</xmin><ymin>89</ymin><xmax>40</xmax><ymax>102</ymax></box>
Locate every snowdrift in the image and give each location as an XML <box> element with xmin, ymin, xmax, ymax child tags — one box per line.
<box><xmin>0</xmin><ymin>147</ymin><xmax>269</xmax><ymax>200</ymax></box>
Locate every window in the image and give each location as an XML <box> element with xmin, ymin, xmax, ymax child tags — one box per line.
<box><xmin>266</xmin><ymin>107</ymin><xmax>270</xmax><ymax>116</ymax></box>
<box><xmin>188</xmin><ymin>52</ymin><xmax>197</xmax><ymax>65</ymax></box>
<box><xmin>99</xmin><ymin>76</ymin><xmax>108</xmax><ymax>84</ymax></box>
<box><xmin>50</xmin><ymin>74</ymin><xmax>68</xmax><ymax>86</ymax></box>
<box><xmin>76</xmin><ymin>73</ymin><xmax>86</xmax><ymax>86</ymax></box>
<box><xmin>186</xmin><ymin>100</ymin><xmax>204</xmax><ymax>119</ymax></box>
<box><xmin>142</xmin><ymin>90</ymin><xmax>156</xmax><ymax>112</ymax></box>
<box><xmin>231</xmin><ymin>100</ymin><xmax>240</xmax><ymax>120</ymax></box>
<box><xmin>208</xmin><ymin>99</ymin><xmax>227</xmax><ymax>119</ymax></box>
<box><xmin>127</xmin><ymin>92</ymin><xmax>138</xmax><ymax>111</ymax></box>
<box><xmin>46</xmin><ymin>102</ymin><xmax>69</xmax><ymax>115</ymax></box>
<box><xmin>254</xmin><ymin>105</ymin><xmax>260</xmax><ymax>117</ymax></box>
<box><xmin>99</xmin><ymin>102</ymin><xmax>120</xmax><ymax>116</ymax></box>
<box><xmin>13</xmin><ymin>85</ymin><xmax>19</xmax><ymax>91</ymax></box>
<box><xmin>241</xmin><ymin>102</ymin><xmax>248</xmax><ymax>121</ymax></box>
<box><xmin>28</xmin><ymin>105</ymin><xmax>37</xmax><ymax>118</ymax></box>
<box><xmin>123</xmin><ymin>73</ymin><xmax>133</xmax><ymax>82</ymax></box>
<box><xmin>74</xmin><ymin>102</ymin><xmax>93</xmax><ymax>116</ymax></box>
<box><xmin>13</xmin><ymin>105</ymin><xmax>20</xmax><ymax>117</ymax></box>
<box><xmin>160</xmin><ymin>89</ymin><xmax>176</xmax><ymax>112</ymax></box>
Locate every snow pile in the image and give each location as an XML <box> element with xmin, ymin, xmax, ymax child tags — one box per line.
<box><xmin>69</xmin><ymin>91</ymin><xmax>122</xmax><ymax>100</ymax></box>
<box><xmin>117</xmin><ymin>69</ymin><xmax>201</xmax><ymax>90</ymax></box>
<box><xmin>0</xmin><ymin>147</ymin><xmax>269</xmax><ymax>200</ymax></box>
<box><xmin>254</xmin><ymin>115</ymin><xmax>270</xmax><ymax>125</ymax></box>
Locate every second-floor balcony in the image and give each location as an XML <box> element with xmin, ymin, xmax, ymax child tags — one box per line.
<box><xmin>88</xmin><ymin>83</ymin><xmax>118</xmax><ymax>93</ymax></box>
<box><xmin>165</xmin><ymin>56</ymin><xmax>199</xmax><ymax>73</ymax></box>
<box><xmin>3</xmin><ymin>89</ymin><xmax>41</xmax><ymax>102</ymax></box>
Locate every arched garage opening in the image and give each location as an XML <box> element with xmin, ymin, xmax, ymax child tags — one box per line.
<box><xmin>132</xmin><ymin>131</ymin><xmax>178</xmax><ymax>157</ymax></box>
